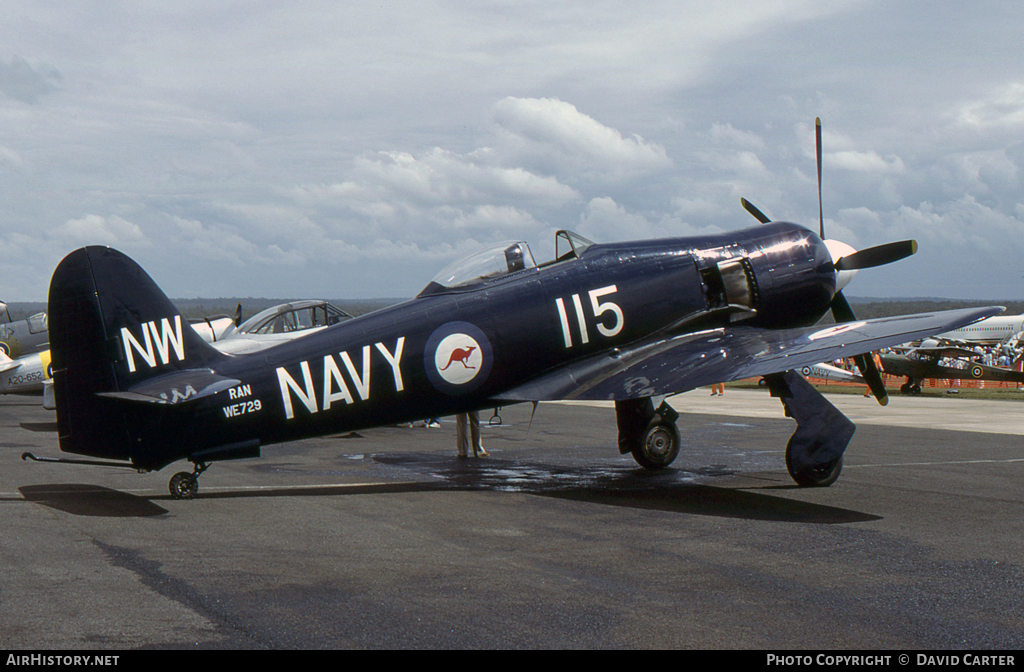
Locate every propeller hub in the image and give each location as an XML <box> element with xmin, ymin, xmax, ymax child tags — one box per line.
<box><xmin>823</xmin><ymin>239</ymin><xmax>858</xmax><ymax>293</ymax></box>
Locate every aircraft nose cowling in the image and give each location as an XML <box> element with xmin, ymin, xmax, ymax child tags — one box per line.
<box><xmin>743</xmin><ymin>224</ymin><xmax>836</xmax><ymax>327</ymax></box>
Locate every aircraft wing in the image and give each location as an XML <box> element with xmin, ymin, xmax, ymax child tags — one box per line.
<box><xmin>494</xmin><ymin>306</ymin><xmax>1002</xmax><ymax>402</ymax></box>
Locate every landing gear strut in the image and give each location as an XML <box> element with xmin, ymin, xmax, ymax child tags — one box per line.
<box><xmin>616</xmin><ymin>398</ymin><xmax>681</xmax><ymax>469</ymax></box>
<box><xmin>900</xmin><ymin>379</ymin><xmax>922</xmax><ymax>395</ymax></box>
<box><xmin>168</xmin><ymin>461</ymin><xmax>209</xmax><ymax>499</ymax></box>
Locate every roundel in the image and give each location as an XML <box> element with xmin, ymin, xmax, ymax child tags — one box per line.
<box><xmin>801</xmin><ymin>366</ymin><xmax>812</xmax><ymax>377</ymax></box>
<box><xmin>424</xmin><ymin>322</ymin><xmax>493</xmax><ymax>395</ymax></box>
<box><xmin>971</xmin><ymin>364</ymin><xmax>984</xmax><ymax>378</ymax></box>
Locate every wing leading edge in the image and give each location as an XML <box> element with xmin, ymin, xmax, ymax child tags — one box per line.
<box><xmin>495</xmin><ymin>306</ymin><xmax>1004</xmax><ymax>402</ymax></box>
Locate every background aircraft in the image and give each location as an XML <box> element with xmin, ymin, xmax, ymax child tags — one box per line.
<box><xmin>880</xmin><ymin>345</ymin><xmax>1024</xmax><ymax>394</ymax></box>
<box><xmin>759</xmin><ymin>362</ymin><xmax>865</xmax><ymax>388</ymax></box>
<box><xmin>932</xmin><ymin>314</ymin><xmax>1024</xmax><ymax>346</ymax></box>
<box><xmin>0</xmin><ymin>303</ymin><xmax>49</xmax><ymax>359</ymax></box>
<box><xmin>799</xmin><ymin>362</ymin><xmax>865</xmax><ymax>385</ymax></box>
<box><xmin>0</xmin><ymin>349</ymin><xmax>52</xmax><ymax>404</ymax></box>
<box><xmin>212</xmin><ymin>300</ymin><xmax>353</xmax><ymax>355</ymax></box>
<box><xmin>189</xmin><ymin>313</ymin><xmax>237</xmax><ymax>344</ymax></box>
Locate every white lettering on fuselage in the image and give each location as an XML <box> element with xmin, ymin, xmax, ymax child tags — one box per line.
<box><xmin>228</xmin><ymin>384</ymin><xmax>251</xmax><ymax>400</ymax></box>
<box><xmin>121</xmin><ymin>315</ymin><xmax>185</xmax><ymax>373</ymax></box>
<box><xmin>223</xmin><ymin>399</ymin><xmax>262</xmax><ymax>418</ymax></box>
<box><xmin>276</xmin><ymin>337</ymin><xmax>405</xmax><ymax>420</ymax></box>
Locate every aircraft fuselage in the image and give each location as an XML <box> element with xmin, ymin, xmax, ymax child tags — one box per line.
<box><xmin>52</xmin><ymin>222</ymin><xmax>837</xmax><ymax>471</ymax></box>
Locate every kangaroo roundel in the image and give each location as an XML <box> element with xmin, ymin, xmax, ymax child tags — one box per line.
<box><xmin>435</xmin><ymin>334</ymin><xmax>482</xmax><ymax>384</ymax></box>
<box><xmin>424</xmin><ymin>322</ymin><xmax>492</xmax><ymax>394</ymax></box>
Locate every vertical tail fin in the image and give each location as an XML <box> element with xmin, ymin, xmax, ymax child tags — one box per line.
<box><xmin>48</xmin><ymin>246</ymin><xmax>227</xmax><ymax>463</ymax></box>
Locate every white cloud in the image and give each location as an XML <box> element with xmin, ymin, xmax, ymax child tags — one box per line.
<box><xmin>54</xmin><ymin>214</ymin><xmax>149</xmax><ymax>248</ymax></box>
<box><xmin>493</xmin><ymin>97</ymin><xmax>672</xmax><ymax>178</ymax></box>
<box><xmin>829</xmin><ymin>150</ymin><xmax>906</xmax><ymax>174</ymax></box>
<box><xmin>708</xmin><ymin>123</ymin><xmax>765</xmax><ymax>149</ymax></box>
<box><xmin>957</xmin><ymin>83</ymin><xmax>1024</xmax><ymax>129</ymax></box>
<box><xmin>352</xmin><ymin>148</ymin><xmax>580</xmax><ymax>207</ymax></box>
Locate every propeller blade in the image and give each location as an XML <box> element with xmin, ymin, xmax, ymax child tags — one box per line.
<box><xmin>829</xmin><ymin>291</ymin><xmax>888</xmax><ymax>405</ymax></box>
<box><xmin>816</xmin><ymin>117</ymin><xmax>824</xmax><ymax>239</ymax></box>
<box><xmin>853</xmin><ymin>352</ymin><xmax>889</xmax><ymax>406</ymax></box>
<box><xmin>829</xmin><ymin>290</ymin><xmax>856</xmax><ymax>323</ymax></box>
<box><xmin>741</xmin><ymin>198</ymin><xmax>771</xmax><ymax>224</ymax></box>
<box><xmin>835</xmin><ymin>240</ymin><xmax>918</xmax><ymax>271</ymax></box>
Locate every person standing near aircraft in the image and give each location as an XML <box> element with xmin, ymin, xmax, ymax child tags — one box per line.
<box><xmin>710</xmin><ymin>382</ymin><xmax>724</xmax><ymax>396</ymax></box>
<box><xmin>456</xmin><ymin>411</ymin><xmax>488</xmax><ymax>458</ymax></box>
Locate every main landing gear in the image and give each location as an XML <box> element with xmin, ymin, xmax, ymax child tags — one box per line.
<box><xmin>168</xmin><ymin>461</ymin><xmax>209</xmax><ymax>499</ymax></box>
<box><xmin>765</xmin><ymin>370</ymin><xmax>854</xmax><ymax>487</ymax></box>
<box><xmin>900</xmin><ymin>379</ymin><xmax>922</xmax><ymax>395</ymax></box>
<box><xmin>616</xmin><ymin>398</ymin><xmax>681</xmax><ymax>470</ymax></box>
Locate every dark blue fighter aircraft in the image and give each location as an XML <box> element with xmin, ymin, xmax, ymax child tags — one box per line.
<box><xmin>33</xmin><ymin>121</ymin><xmax>1001</xmax><ymax>498</ymax></box>
<box><xmin>38</xmin><ymin>222</ymin><xmax>997</xmax><ymax>498</ymax></box>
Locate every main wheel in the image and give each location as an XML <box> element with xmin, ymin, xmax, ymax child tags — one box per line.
<box><xmin>786</xmin><ymin>454</ymin><xmax>843</xmax><ymax>487</ymax></box>
<box><xmin>630</xmin><ymin>421</ymin><xmax>680</xmax><ymax>470</ymax></box>
<box><xmin>169</xmin><ymin>472</ymin><xmax>199</xmax><ymax>499</ymax></box>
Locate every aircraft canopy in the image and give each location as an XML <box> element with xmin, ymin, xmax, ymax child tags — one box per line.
<box><xmin>427</xmin><ymin>240</ymin><xmax>537</xmax><ymax>290</ymax></box>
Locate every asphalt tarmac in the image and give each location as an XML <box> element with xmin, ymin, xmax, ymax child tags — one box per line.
<box><xmin>1</xmin><ymin>388</ymin><xmax>1022</xmax><ymax>650</ymax></box>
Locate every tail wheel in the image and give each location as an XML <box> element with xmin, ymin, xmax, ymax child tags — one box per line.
<box><xmin>631</xmin><ymin>421</ymin><xmax>680</xmax><ymax>470</ymax></box>
<box><xmin>169</xmin><ymin>472</ymin><xmax>198</xmax><ymax>499</ymax></box>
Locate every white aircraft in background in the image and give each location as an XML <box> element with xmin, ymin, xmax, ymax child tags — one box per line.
<box><xmin>210</xmin><ymin>300</ymin><xmax>353</xmax><ymax>355</ymax></box>
<box><xmin>799</xmin><ymin>362</ymin><xmax>866</xmax><ymax>385</ymax></box>
<box><xmin>933</xmin><ymin>313</ymin><xmax>1024</xmax><ymax>346</ymax></box>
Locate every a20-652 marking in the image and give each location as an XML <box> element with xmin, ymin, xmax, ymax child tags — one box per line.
<box><xmin>555</xmin><ymin>284</ymin><xmax>623</xmax><ymax>348</ymax></box>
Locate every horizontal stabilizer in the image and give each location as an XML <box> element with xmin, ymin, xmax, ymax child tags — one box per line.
<box><xmin>97</xmin><ymin>368</ymin><xmax>240</xmax><ymax>405</ymax></box>
<box><xmin>0</xmin><ymin>352</ymin><xmax>19</xmax><ymax>373</ymax></box>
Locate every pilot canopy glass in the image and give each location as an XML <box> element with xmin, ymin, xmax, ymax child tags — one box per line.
<box><xmin>428</xmin><ymin>241</ymin><xmax>537</xmax><ymax>290</ymax></box>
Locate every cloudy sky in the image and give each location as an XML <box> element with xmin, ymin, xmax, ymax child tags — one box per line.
<box><xmin>1</xmin><ymin>1</ymin><xmax>1022</xmax><ymax>301</ymax></box>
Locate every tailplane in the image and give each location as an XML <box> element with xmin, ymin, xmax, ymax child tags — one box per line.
<box><xmin>48</xmin><ymin>246</ymin><xmax>228</xmax><ymax>465</ymax></box>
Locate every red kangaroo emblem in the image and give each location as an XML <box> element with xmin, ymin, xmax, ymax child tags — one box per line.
<box><xmin>440</xmin><ymin>346</ymin><xmax>477</xmax><ymax>370</ymax></box>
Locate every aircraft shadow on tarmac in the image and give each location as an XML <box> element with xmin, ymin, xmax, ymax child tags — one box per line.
<box><xmin>17</xmin><ymin>454</ymin><xmax>881</xmax><ymax>524</ymax></box>
<box><xmin>19</xmin><ymin>422</ymin><xmax>59</xmax><ymax>433</ymax></box>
